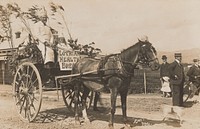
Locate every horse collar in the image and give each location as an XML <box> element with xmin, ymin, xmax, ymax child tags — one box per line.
<box><xmin>118</xmin><ymin>56</ymin><xmax>135</xmax><ymax>76</ymax></box>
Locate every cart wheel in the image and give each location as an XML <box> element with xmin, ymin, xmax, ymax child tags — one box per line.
<box><xmin>61</xmin><ymin>81</ymin><xmax>94</xmax><ymax>112</ymax></box>
<box><xmin>13</xmin><ymin>62</ymin><xmax>42</xmax><ymax>122</ymax></box>
<box><xmin>183</xmin><ymin>83</ymin><xmax>192</xmax><ymax>102</ymax></box>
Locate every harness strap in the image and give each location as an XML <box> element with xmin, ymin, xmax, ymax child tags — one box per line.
<box><xmin>44</xmin><ymin>44</ymin><xmax>47</xmax><ymax>62</ymax></box>
<box><xmin>97</xmin><ymin>54</ymin><xmax>133</xmax><ymax>78</ymax></box>
<box><xmin>118</xmin><ymin>56</ymin><xmax>134</xmax><ymax>77</ymax></box>
<box><xmin>97</xmin><ymin>54</ymin><xmax>118</xmax><ymax>75</ymax></box>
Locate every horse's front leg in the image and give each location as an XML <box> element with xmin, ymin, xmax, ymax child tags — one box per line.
<box><xmin>120</xmin><ymin>89</ymin><xmax>128</xmax><ymax>123</ymax></box>
<box><xmin>108</xmin><ymin>77</ymin><xmax>122</xmax><ymax>128</ymax></box>
<box><xmin>109</xmin><ymin>87</ymin><xmax>118</xmax><ymax>128</ymax></box>
<box><xmin>81</xmin><ymin>86</ymin><xmax>90</xmax><ymax>123</ymax></box>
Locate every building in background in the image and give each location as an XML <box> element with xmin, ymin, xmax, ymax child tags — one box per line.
<box><xmin>0</xmin><ymin>46</ymin><xmax>17</xmax><ymax>84</ymax></box>
<box><xmin>0</xmin><ymin>23</ymin><xmax>26</xmax><ymax>84</ymax></box>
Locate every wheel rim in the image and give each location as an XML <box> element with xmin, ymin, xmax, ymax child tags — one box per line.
<box><xmin>13</xmin><ymin>62</ymin><xmax>42</xmax><ymax>122</ymax></box>
<box><xmin>183</xmin><ymin>83</ymin><xmax>192</xmax><ymax>102</ymax></box>
<box><xmin>183</xmin><ymin>93</ymin><xmax>190</xmax><ymax>102</ymax></box>
<box><xmin>61</xmin><ymin>83</ymin><xmax>82</xmax><ymax>112</ymax></box>
<box><xmin>61</xmin><ymin>81</ymin><xmax>94</xmax><ymax>112</ymax></box>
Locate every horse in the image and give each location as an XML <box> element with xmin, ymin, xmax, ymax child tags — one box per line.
<box><xmin>71</xmin><ymin>39</ymin><xmax>160</xmax><ymax>128</ymax></box>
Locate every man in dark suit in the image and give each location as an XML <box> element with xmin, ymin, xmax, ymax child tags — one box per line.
<box><xmin>187</xmin><ymin>59</ymin><xmax>200</xmax><ymax>95</ymax></box>
<box><xmin>168</xmin><ymin>53</ymin><xmax>185</xmax><ymax>106</ymax></box>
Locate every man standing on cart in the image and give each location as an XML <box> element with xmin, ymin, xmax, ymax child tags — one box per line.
<box><xmin>186</xmin><ymin>58</ymin><xmax>200</xmax><ymax>101</ymax></box>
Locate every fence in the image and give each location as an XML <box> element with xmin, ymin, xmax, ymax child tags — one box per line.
<box><xmin>129</xmin><ymin>69</ymin><xmax>161</xmax><ymax>94</ymax></box>
<box><xmin>129</xmin><ymin>65</ymin><xmax>191</xmax><ymax>94</ymax></box>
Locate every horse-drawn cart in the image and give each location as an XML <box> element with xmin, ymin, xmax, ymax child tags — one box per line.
<box><xmin>9</xmin><ymin>34</ymin><xmax>160</xmax><ymax>127</ymax></box>
<box><xmin>10</xmin><ymin>42</ymin><xmax>95</xmax><ymax>122</ymax></box>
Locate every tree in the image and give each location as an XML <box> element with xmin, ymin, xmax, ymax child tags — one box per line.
<box><xmin>0</xmin><ymin>4</ymin><xmax>13</xmax><ymax>48</ymax></box>
<box><xmin>0</xmin><ymin>2</ymin><xmax>102</xmax><ymax>57</ymax></box>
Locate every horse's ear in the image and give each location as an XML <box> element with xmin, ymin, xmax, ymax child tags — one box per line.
<box><xmin>138</xmin><ymin>38</ymin><xmax>141</xmax><ymax>42</ymax></box>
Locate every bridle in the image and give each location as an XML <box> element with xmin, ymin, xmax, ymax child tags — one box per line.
<box><xmin>120</xmin><ymin>43</ymin><xmax>158</xmax><ymax>67</ymax></box>
<box><xmin>108</xmin><ymin>42</ymin><xmax>158</xmax><ymax>76</ymax></box>
<box><xmin>138</xmin><ymin>43</ymin><xmax>158</xmax><ymax>65</ymax></box>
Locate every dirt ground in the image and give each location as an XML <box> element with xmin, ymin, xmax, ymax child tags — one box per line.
<box><xmin>0</xmin><ymin>85</ymin><xmax>200</xmax><ymax>129</ymax></box>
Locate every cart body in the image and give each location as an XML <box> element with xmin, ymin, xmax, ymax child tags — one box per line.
<box><xmin>10</xmin><ymin>42</ymin><xmax>94</xmax><ymax>122</ymax></box>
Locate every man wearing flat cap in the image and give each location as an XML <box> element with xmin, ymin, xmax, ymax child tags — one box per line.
<box><xmin>186</xmin><ymin>58</ymin><xmax>200</xmax><ymax>97</ymax></box>
<box><xmin>160</xmin><ymin>55</ymin><xmax>171</xmax><ymax>97</ymax></box>
<box><xmin>168</xmin><ymin>53</ymin><xmax>185</xmax><ymax>106</ymax></box>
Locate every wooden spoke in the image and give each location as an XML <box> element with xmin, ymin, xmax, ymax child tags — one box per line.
<box><xmin>61</xmin><ymin>81</ymin><xmax>94</xmax><ymax>112</ymax></box>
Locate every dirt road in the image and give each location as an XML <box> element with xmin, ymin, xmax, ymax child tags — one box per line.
<box><xmin>0</xmin><ymin>85</ymin><xmax>200</xmax><ymax>129</ymax></box>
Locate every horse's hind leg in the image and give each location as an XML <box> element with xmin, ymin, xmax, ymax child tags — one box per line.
<box><xmin>93</xmin><ymin>92</ymin><xmax>100</xmax><ymax>111</ymax></box>
<box><xmin>81</xmin><ymin>86</ymin><xmax>90</xmax><ymax>123</ymax></box>
<box><xmin>74</xmin><ymin>83</ymin><xmax>80</xmax><ymax>124</ymax></box>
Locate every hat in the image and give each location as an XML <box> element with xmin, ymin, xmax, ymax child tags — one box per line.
<box><xmin>174</xmin><ymin>53</ymin><xmax>182</xmax><ymax>57</ymax></box>
<box><xmin>193</xmin><ymin>59</ymin><xmax>199</xmax><ymax>62</ymax></box>
<box><xmin>162</xmin><ymin>55</ymin><xmax>167</xmax><ymax>59</ymax></box>
<box><xmin>162</xmin><ymin>76</ymin><xmax>170</xmax><ymax>82</ymax></box>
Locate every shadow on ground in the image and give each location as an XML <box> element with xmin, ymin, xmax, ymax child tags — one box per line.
<box><xmin>34</xmin><ymin>107</ymin><xmax>73</xmax><ymax>123</ymax></box>
<box><xmin>32</xmin><ymin>102</ymin><xmax>193</xmax><ymax>128</ymax></box>
<box><xmin>89</xmin><ymin>107</ymin><xmax>182</xmax><ymax>128</ymax></box>
<box><xmin>183</xmin><ymin>101</ymin><xmax>198</xmax><ymax>108</ymax></box>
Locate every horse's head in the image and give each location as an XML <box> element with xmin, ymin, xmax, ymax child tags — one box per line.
<box><xmin>138</xmin><ymin>40</ymin><xmax>160</xmax><ymax>70</ymax></box>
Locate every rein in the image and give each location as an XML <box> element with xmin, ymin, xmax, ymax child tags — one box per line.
<box><xmin>148</xmin><ymin>57</ymin><xmax>158</xmax><ymax>63</ymax></box>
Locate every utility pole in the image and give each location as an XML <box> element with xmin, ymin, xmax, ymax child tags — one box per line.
<box><xmin>144</xmin><ymin>69</ymin><xmax>147</xmax><ymax>94</ymax></box>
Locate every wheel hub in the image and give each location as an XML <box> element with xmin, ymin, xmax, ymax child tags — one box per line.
<box><xmin>20</xmin><ymin>87</ymin><xmax>29</xmax><ymax>96</ymax></box>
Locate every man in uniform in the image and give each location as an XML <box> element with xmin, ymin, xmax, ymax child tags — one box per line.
<box><xmin>168</xmin><ymin>53</ymin><xmax>185</xmax><ymax>106</ymax></box>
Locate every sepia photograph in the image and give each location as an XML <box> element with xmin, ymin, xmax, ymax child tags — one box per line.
<box><xmin>0</xmin><ymin>0</ymin><xmax>200</xmax><ymax>129</ymax></box>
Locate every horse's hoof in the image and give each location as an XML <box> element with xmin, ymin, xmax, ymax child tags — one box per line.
<box><xmin>84</xmin><ymin>118</ymin><xmax>90</xmax><ymax>124</ymax></box>
<box><xmin>180</xmin><ymin>120</ymin><xmax>184</xmax><ymax>124</ymax></box>
<box><xmin>108</xmin><ymin>123</ymin><xmax>114</xmax><ymax>129</ymax></box>
<box><xmin>75</xmin><ymin>120</ymin><xmax>81</xmax><ymax>125</ymax></box>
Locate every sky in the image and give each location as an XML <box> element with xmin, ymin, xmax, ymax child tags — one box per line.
<box><xmin>1</xmin><ymin>0</ymin><xmax>200</xmax><ymax>54</ymax></box>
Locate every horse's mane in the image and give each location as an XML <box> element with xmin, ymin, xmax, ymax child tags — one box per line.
<box><xmin>121</xmin><ymin>41</ymin><xmax>156</xmax><ymax>54</ymax></box>
<box><xmin>121</xmin><ymin>42</ymin><xmax>139</xmax><ymax>53</ymax></box>
<box><xmin>121</xmin><ymin>41</ymin><xmax>142</xmax><ymax>53</ymax></box>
